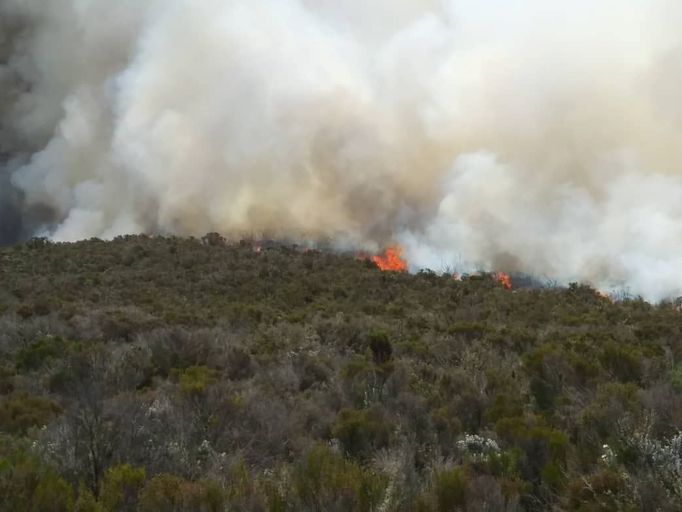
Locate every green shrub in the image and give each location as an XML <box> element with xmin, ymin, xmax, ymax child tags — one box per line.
<box><xmin>484</xmin><ymin>394</ymin><xmax>524</xmax><ymax>424</ymax></box>
<box><xmin>0</xmin><ymin>393</ymin><xmax>62</xmax><ymax>434</ymax></box>
<box><xmin>0</xmin><ymin>367</ymin><xmax>15</xmax><ymax>395</ymax></box>
<box><xmin>540</xmin><ymin>462</ymin><xmax>565</xmax><ymax>490</ymax></box>
<box><xmin>484</xmin><ymin>449</ymin><xmax>522</xmax><ymax>479</ymax></box>
<box><xmin>368</xmin><ymin>330</ymin><xmax>393</xmax><ymax>365</ymax></box>
<box><xmin>530</xmin><ymin>377</ymin><xmax>556</xmax><ymax>413</ymax></box>
<box><xmin>293</xmin><ymin>444</ymin><xmax>387</xmax><ymax>512</ymax></box>
<box><xmin>0</xmin><ymin>438</ymin><xmax>73</xmax><ymax>511</ymax></box>
<box><xmin>448</xmin><ymin>322</ymin><xmax>486</xmax><ymax>340</ymax></box>
<box><xmin>566</xmin><ymin>351</ymin><xmax>601</xmax><ymax>384</ymax></box>
<box><xmin>434</xmin><ymin>467</ymin><xmax>468</xmax><ymax>511</ymax></box>
<box><xmin>15</xmin><ymin>337</ymin><xmax>64</xmax><ymax>371</ymax></box>
<box><xmin>75</xmin><ymin>483</ymin><xmax>104</xmax><ymax>512</ymax></box>
<box><xmin>138</xmin><ymin>475</ymin><xmax>225</xmax><ymax>512</ymax></box>
<box><xmin>137</xmin><ymin>474</ymin><xmax>185</xmax><ymax>512</ymax></box>
<box><xmin>33</xmin><ymin>472</ymin><xmax>75</xmax><ymax>512</ymax></box>
<box><xmin>340</xmin><ymin>357</ymin><xmax>382</xmax><ymax>406</ymax></box>
<box><xmin>99</xmin><ymin>464</ymin><xmax>145</xmax><ymax>512</ymax></box>
<box><xmin>495</xmin><ymin>416</ymin><xmax>568</xmax><ymax>485</ymax></box>
<box><xmin>599</xmin><ymin>342</ymin><xmax>642</xmax><ymax>383</ymax></box>
<box><xmin>567</xmin><ymin>469</ymin><xmax>632</xmax><ymax>511</ymax></box>
<box><xmin>579</xmin><ymin>382</ymin><xmax>640</xmax><ymax>461</ymax></box>
<box><xmin>174</xmin><ymin>366</ymin><xmax>218</xmax><ymax>396</ymax></box>
<box><xmin>432</xmin><ymin>406</ymin><xmax>463</xmax><ymax>451</ymax></box>
<box><xmin>671</xmin><ymin>363</ymin><xmax>682</xmax><ymax>391</ymax></box>
<box><xmin>331</xmin><ymin>408</ymin><xmax>392</xmax><ymax>460</ymax></box>
<box><xmin>523</xmin><ymin>344</ymin><xmax>561</xmax><ymax>412</ymax></box>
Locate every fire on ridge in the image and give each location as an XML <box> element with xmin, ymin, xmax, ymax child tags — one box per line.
<box><xmin>368</xmin><ymin>245</ymin><xmax>513</xmax><ymax>290</ymax></box>
<box><xmin>371</xmin><ymin>246</ymin><xmax>408</xmax><ymax>272</ymax></box>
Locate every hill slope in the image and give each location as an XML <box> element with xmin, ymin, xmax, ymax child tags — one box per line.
<box><xmin>1</xmin><ymin>235</ymin><xmax>682</xmax><ymax>511</ymax></box>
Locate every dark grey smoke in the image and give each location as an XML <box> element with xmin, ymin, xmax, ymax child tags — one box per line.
<box><xmin>0</xmin><ymin>5</ymin><xmax>27</xmax><ymax>244</ymax></box>
<box><xmin>0</xmin><ymin>177</ymin><xmax>22</xmax><ymax>245</ymax></box>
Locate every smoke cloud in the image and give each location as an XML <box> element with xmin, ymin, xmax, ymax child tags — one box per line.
<box><xmin>1</xmin><ymin>0</ymin><xmax>682</xmax><ymax>300</ymax></box>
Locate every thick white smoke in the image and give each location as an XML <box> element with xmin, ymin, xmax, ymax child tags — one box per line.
<box><xmin>1</xmin><ymin>0</ymin><xmax>682</xmax><ymax>300</ymax></box>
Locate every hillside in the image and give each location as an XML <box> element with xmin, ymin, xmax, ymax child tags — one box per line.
<box><xmin>1</xmin><ymin>235</ymin><xmax>682</xmax><ymax>511</ymax></box>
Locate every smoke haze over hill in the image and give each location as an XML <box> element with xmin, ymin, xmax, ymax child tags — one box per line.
<box><xmin>1</xmin><ymin>0</ymin><xmax>682</xmax><ymax>299</ymax></box>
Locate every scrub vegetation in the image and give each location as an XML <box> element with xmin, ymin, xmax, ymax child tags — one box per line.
<box><xmin>1</xmin><ymin>235</ymin><xmax>681</xmax><ymax>511</ymax></box>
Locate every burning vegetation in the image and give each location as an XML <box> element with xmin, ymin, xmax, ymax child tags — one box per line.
<box><xmin>366</xmin><ymin>247</ymin><xmax>512</xmax><ymax>288</ymax></box>
<box><xmin>371</xmin><ymin>246</ymin><xmax>408</xmax><ymax>272</ymax></box>
<box><xmin>495</xmin><ymin>271</ymin><xmax>512</xmax><ymax>290</ymax></box>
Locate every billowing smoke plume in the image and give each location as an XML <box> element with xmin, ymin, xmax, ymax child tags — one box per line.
<box><xmin>1</xmin><ymin>0</ymin><xmax>682</xmax><ymax>300</ymax></box>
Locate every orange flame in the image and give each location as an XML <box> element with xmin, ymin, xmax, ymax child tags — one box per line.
<box><xmin>494</xmin><ymin>272</ymin><xmax>512</xmax><ymax>289</ymax></box>
<box><xmin>596</xmin><ymin>290</ymin><xmax>612</xmax><ymax>302</ymax></box>
<box><xmin>372</xmin><ymin>246</ymin><xmax>408</xmax><ymax>272</ymax></box>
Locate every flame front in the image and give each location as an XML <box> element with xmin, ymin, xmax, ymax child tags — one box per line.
<box><xmin>495</xmin><ymin>272</ymin><xmax>512</xmax><ymax>289</ymax></box>
<box><xmin>372</xmin><ymin>246</ymin><xmax>408</xmax><ymax>272</ymax></box>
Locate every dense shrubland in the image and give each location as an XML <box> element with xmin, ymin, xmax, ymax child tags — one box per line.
<box><xmin>1</xmin><ymin>235</ymin><xmax>682</xmax><ymax>511</ymax></box>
